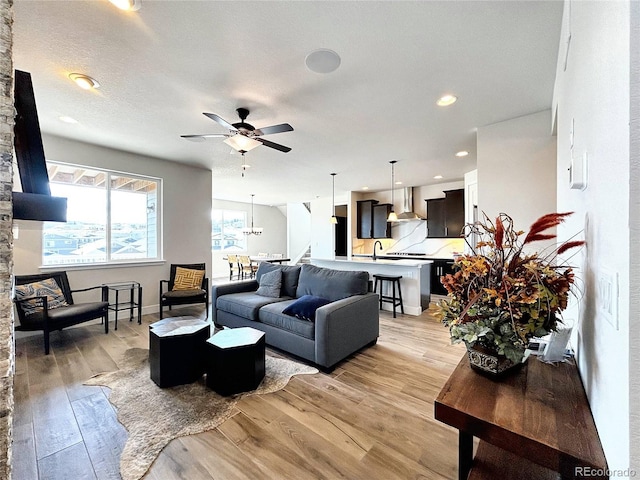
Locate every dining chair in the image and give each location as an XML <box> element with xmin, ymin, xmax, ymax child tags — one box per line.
<box><xmin>227</xmin><ymin>254</ymin><xmax>241</xmax><ymax>280</ymax></box>
<box><xmin>238</xmin><ymin>255</ymin><xmax>258</xmax><ymax>279</ymax></box>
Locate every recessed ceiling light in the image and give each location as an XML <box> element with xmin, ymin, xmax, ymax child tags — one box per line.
<box><xmin>59</xmin><ymin>116</ymin><xmax>78</xmax><ymax>124</ymax></box>
<box><xmin>455</xmin><ymin>150</ymin><xmax>469</xmax><ymax>157</ymax></box>
<box><xmin>305</xmin><ymin>49</ymin><xmax>341</xmax><ymax>74</ymax></box>
<box><xmin>109</xmin><ymin>0</ymin><xmax>141</xmax><ymax>11</ymax></box>
<box><xmin>395</xmin><ymin>181</ymin><xmax>403</xmax><ymax>185</ymax></box>
<box><xmin>436</xmin><ymin>94</ymin><xmax>457</xmax><ymax>107</ymax></box>
<box><xmin>362</xmin><ymin>186</ymin><xmax>369</xmax><ymax>190</ymax></box>
<box><xmin>434</xmin><ymin>175</ymin><xmax>443</xmax><ymax>179</ymax></box>
<box><xmin>68</xmin><ymin>73</ymin><xmax>100</xmax><ymax>90</ymax></box>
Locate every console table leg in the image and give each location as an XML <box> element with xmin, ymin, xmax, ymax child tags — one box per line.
<box><xmin>459</xmin><ymin>430</ymin><xmax>473</xmax><ymax>480</ymax></box>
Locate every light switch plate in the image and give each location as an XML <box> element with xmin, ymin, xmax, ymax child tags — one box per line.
<box><xmin>597</xmin><ymin>267</ymin><xmax>619</xmax><ymax>330</ymax></box>
<box><xmin>569</xmin><ymin>151</ymin><xmax>588</xmax><ymax>190</ymax></box>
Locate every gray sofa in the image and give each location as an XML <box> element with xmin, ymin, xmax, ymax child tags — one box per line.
<box><xmin>211</xmin><ymin>263</ymin><xmax>379</xmax><ymax>371</ymax></box>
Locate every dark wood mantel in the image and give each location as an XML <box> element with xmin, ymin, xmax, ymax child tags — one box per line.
<box><xmin>434</xmin><ymin>356</ymin><xmax>608</xmax><ymax>480</ymax></box>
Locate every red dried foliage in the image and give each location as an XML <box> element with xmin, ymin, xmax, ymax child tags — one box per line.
<box><xmin>558</xmin><ymin>240</ymin><xmax>586</xmax><ymax>255</ymax></box>
<box><xmin>523</xmin><ymin>212</ymin><xmax>573</xmax><ymax>245</ymax></box>
<box><xmin>495</xmin><ymin>217</ymin><xmax>504</xmax><ymax>250</ymax></box>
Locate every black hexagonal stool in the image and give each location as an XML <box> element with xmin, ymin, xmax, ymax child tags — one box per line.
<box><xmin>206</xmin><ymin>327</ymin><xmax>265</xmax><ymax>396</ymax></box>
<box><xmin>149</xmin><ymin>316</ymin><xmax>210</xmax><ymax>388</ymax></box>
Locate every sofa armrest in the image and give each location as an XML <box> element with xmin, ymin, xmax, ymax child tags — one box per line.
<box><xmin>211</xmin><ymin>280</ymin><xmax>259</xmax><ymax>323</ymax></box>
<box><xmin>314</xmin><ymin>292</ymin><xmax>379</xmax><ymax>369</ymax></box>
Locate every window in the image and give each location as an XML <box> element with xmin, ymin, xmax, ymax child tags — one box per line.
<box><xmin>212</xmin><ymin>209</ymin><xmax>246</xmax><ymax>252</ymax></box>
<box><xmin>42</xmin><ymin>162</ymin><xmax>161</xmax><ymax>266</ymax></box>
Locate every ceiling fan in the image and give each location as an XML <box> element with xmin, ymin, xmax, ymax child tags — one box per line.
<box><xmin>181</xmin><ymin>107</ymin><xmax>293</xmax><ymax>153</ymax></box>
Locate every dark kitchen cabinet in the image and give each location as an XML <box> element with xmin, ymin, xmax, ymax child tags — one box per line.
<box><xmin>426</xmin><ymin>188</ymin><xmax>465</xmax><ymax>238</ymax></box>
<box><xmin>356</xmin><ymin>200</ymin><xmax>378</xmax><ymax>239</ymax></box>
<box><xmin>431</xmin><ymin>259</ymin><xmax>455</xmax><ymax>296</ymax></box>
<box><xmin>426</xmin><ymin>198</ymin><xmax>446</xmax><ymax>237</ymax></box>
<box><xmin>372</xmin><ymin>203</ymin><xmax>392</xmax><ymax>238</ymax></box>
<box><xmin>357</xmin><ymin>200</ymin><xmax>391</xmax><ymax>239</ymax></box>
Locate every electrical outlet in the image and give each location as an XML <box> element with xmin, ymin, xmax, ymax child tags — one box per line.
<box><xmin>597</xmin><ymin>267</ymin><xmax>619</xmax><ymax>330</ymax></box>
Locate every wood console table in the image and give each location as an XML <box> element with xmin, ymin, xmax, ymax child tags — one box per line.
<box><xmin>435</xmin><ymin>356</ymin><xmax>608</xmax><ymax>480</ymax></box>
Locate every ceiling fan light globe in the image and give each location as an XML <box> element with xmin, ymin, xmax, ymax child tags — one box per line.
<box><xmin>224</xmin><ymin>134</ymin><xmax>261</xmax><ymax>152</ymax></box>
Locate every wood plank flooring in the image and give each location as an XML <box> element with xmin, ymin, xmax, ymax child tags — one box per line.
<box><xmin>13</xmin><ymin>303</ymin><xmax>465</xmax><ymax>480</ymax></box>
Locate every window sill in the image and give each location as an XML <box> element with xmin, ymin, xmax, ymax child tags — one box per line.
<box><xmin>39</xmin><ymin>259</ymin><xmax>166</xmax><ymax>272</ymax></box>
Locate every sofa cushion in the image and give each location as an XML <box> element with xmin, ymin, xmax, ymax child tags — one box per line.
<box><xmin>256</xmin><ymin>263</ymin><xmax>301</xmax><ymax>298</ymax></box>
<box><xmin>162</xmin><ymin>289</ymin><xmax>206</xmax><ymax>300</ymax></box>
<box><xmin>216</xmin><ymin>292</ymin><xmax>289</xmax><ymax>321</ymax></box>
<box><xmin>256</xmin><ymin>269</ymin><xmax>282</xmax><ymax>298</ymax></box>
<box><xmin>15</xmin><ymin>278</ymin><xmax>69</xmax><ymax>316</ymax></box>
<box><xmin>259</xmin><ymin>301</ymin><xmax>315</xmax><ymax>339</ymax></box>
<box><xmin>172</xmin><ymin>267</ymin><xmax>205</xmax><ymax>290</ymax></box>
<box><xmin>282</xmin><ymin>295</ymin><xmax>331</xmax><ymax>322</ymax></box>
<box><xmin>296</xmin><ymin>264</ymin><xmax>369</xmax><ymax>302</ymax></box>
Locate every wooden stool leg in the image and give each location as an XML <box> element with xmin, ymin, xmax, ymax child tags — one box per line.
<box><xmin>397</xmin><ymin>279</ymin><xmax>404</xmax><ymax>314</ymax></box>
<box><xmin>393</xmin><ymin>280</ymin><xmax>398</xmax><ymax>318</ymax></box>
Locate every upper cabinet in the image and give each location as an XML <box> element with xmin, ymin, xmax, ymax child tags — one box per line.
<box><xmin>372</xmin><ymin>203</ymin><xmax>392</xmax><ymax>238</ymax></box>
<box><xmin>357</xmin><ymin>199</ymin><xmax>391</xmax><ymax>239</ymax></box>
<box><xmin>356</xmin><ymin>200</ymin><xmax>377</xmax><ymax>239</ymax></box>
<box><xmin>426</xmin><ymin>189</ymin><xmax>465</xmax><ymax>238</ymax></box>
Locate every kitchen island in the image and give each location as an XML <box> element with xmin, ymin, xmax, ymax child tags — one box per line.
<box><xmin>311</xmin><ymin>257</ymin><xmax>432</xmax><ymax>316</ymax></box>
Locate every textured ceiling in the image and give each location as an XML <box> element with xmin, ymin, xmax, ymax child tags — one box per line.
<box><xmin>12</xmin><ymin>0</ymin><xmax>563</xmax><ymax>206</ymax></box>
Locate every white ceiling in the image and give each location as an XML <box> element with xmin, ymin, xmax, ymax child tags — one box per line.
<box><xmin>12</xmin><ymin>0</ymin><xmax>563</xmax><ymax>206</ymax></box>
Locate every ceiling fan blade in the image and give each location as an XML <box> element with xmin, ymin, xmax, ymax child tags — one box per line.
<box><xmin>202</xmin><ymin>113</ymin><xmax>237</xmax><ymax>131</ymax></box>
<box><xmin>180</xmin><ymin>134</ymin><xmax>230</xmax><ymax>142</ymax></box>
<box><xmin>255</xmin><ymin>137</ymin><xmax>292</xmax><ymax>153</ymax></box>
<box><xmin>254</xmin><ymin>123</ymin><xmax>294</xmax><ymax>136</ymax></box>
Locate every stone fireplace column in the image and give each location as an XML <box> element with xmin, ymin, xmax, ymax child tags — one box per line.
<box><xmin>0</xmin><ymin>0</ymin><xmax>14</xmax><ymax>477</ymax></box>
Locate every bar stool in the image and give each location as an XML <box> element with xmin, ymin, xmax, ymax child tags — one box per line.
<box><xmin>373</xmin><ymin>274</ymin><xmax>404</xmax><ymax>318</ymax></box>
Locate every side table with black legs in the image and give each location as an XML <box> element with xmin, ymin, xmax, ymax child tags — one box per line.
<box><xmin>102</xmin><ymin>281</ymin><xmax>142</xmax><ymax>330</ymax></box>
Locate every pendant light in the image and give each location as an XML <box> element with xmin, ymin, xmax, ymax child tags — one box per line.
<box><xmin>387</xmin><ymin>160</ymin><xmax>398</xmax><ymax>222</ymax></box>
<box><xmin>330</xmin><ymin>173</ymin><xmax>338</xmax><ymax>224</ymax></box>
<box><xmin>242</xmin><ymin>194</ymin><xmax>263</xmax><ymax>235</ymax></box>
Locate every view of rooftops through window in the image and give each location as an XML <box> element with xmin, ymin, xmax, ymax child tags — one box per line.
<box><xmin>42</xmin><ymin>162</ymin><xmax>160</xmax><ymax>265</ymax></box>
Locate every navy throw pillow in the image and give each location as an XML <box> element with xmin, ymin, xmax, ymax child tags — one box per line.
<box><xmin>282</xmin><ymin>295</ymin><xmax>331</xmax><ymax>322</ymax></box>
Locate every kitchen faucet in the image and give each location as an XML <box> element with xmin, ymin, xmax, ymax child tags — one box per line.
<box><xmin>373</xmin><ymin>240</ymin><xmax>383</xmax><ymax>261</ymax></box>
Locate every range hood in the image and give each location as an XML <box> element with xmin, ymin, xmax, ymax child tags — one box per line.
<box><xmin>396</xmin><ymin>187</ymin><xmax>425</xmax><ymax>221</ymax></box>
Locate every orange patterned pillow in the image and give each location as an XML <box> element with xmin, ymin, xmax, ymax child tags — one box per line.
<box><xmin>172</xmin><ymin>267</ymin><xmax>205</xmax><ymax>291</ymax></box>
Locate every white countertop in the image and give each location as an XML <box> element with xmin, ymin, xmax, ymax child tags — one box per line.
<box><xmin>313</xmin><ymin>257</ymin><xmax>432</xmax><ymax>267</ymax></box>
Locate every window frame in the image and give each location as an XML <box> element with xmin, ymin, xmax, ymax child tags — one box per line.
<box><xmin>41</xmin><ymin>161</ymin><xmax>163</xmax><ymax>268</ymax></box>
<box><xmin>212</xmin><ymin>209</ymin><xmax>248</xmax><ymax>253</ymax></box>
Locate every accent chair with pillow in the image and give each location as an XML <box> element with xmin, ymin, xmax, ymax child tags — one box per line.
<box><xmin>212</xmin><ymin>263</ymin><xmax>379</xmax><ymax>371</ymax></box>
<box><xmin>13</xmin><ymin>271</ymin><xmax>109</xmax><ymax>355</ymax></box>
<box><xmin>159</xmin><ymin>263</ymin><xmax>209</xmax><ymax>319</ymax></box>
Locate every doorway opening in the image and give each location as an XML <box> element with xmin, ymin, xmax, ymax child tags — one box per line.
<box><xmin>334</xmin><ymin>204</ymin><xmax>348</xmax><ymax>257</ymax></box>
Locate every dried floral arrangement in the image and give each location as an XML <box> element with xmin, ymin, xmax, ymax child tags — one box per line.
<box><xmin>437</xmin><ymin>212</ymin><xmax>585</xmax><ymax>364</ymax></box>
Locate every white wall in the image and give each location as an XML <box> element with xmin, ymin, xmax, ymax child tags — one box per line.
<box><xmin>13</xmin><ymin>134</ymin><xmax>212</xmax><ymax>315</ymax></box>
<box><xmin>287</xmin><ymin>202</ymin><xmax>311</xmax><ymax>264</ymax></box>
<box><xmin>553</xmin><ymin>0</ymin><xmax>632</xmax><ymax>471</ymax></box>
<box><xmin>211</xmin><ymin>198</ymin><xmax>287</xmax><ymax>277</ymax></box>
<box><xmin>630</xmin><ymin>0</ymin><xmax>640</xmax><ymax>471</ymax></box>
<box><xmin>310</xmin><ymin>193</ymin><xmax>348</xmax><ymax>259</ymax></box>
<box><xmin>477</xmin><ymin>110</ymin><xmax>557</xmax><ymax>231</ymax></box>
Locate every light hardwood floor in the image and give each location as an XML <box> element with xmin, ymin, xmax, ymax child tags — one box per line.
<box><xmin>13</xmin><ymin>303</ymin><xmax>466</xmax><ymax>480</ymax></box>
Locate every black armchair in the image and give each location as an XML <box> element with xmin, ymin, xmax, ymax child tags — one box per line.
<box><xmin>159</xmin><ymin>263</ymin><xmax>209</xmax><ymax>319</ymax></box>
<box><xmin>13</xmin><ymin>271</ymin><xmax>109</xmax><ymax>355</ymax></box>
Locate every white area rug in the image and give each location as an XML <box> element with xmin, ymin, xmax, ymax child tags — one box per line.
<box><xmin>85</xmin><ymin>347</ymin><xmax>318</xmax><ymax>480</ymax></box>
